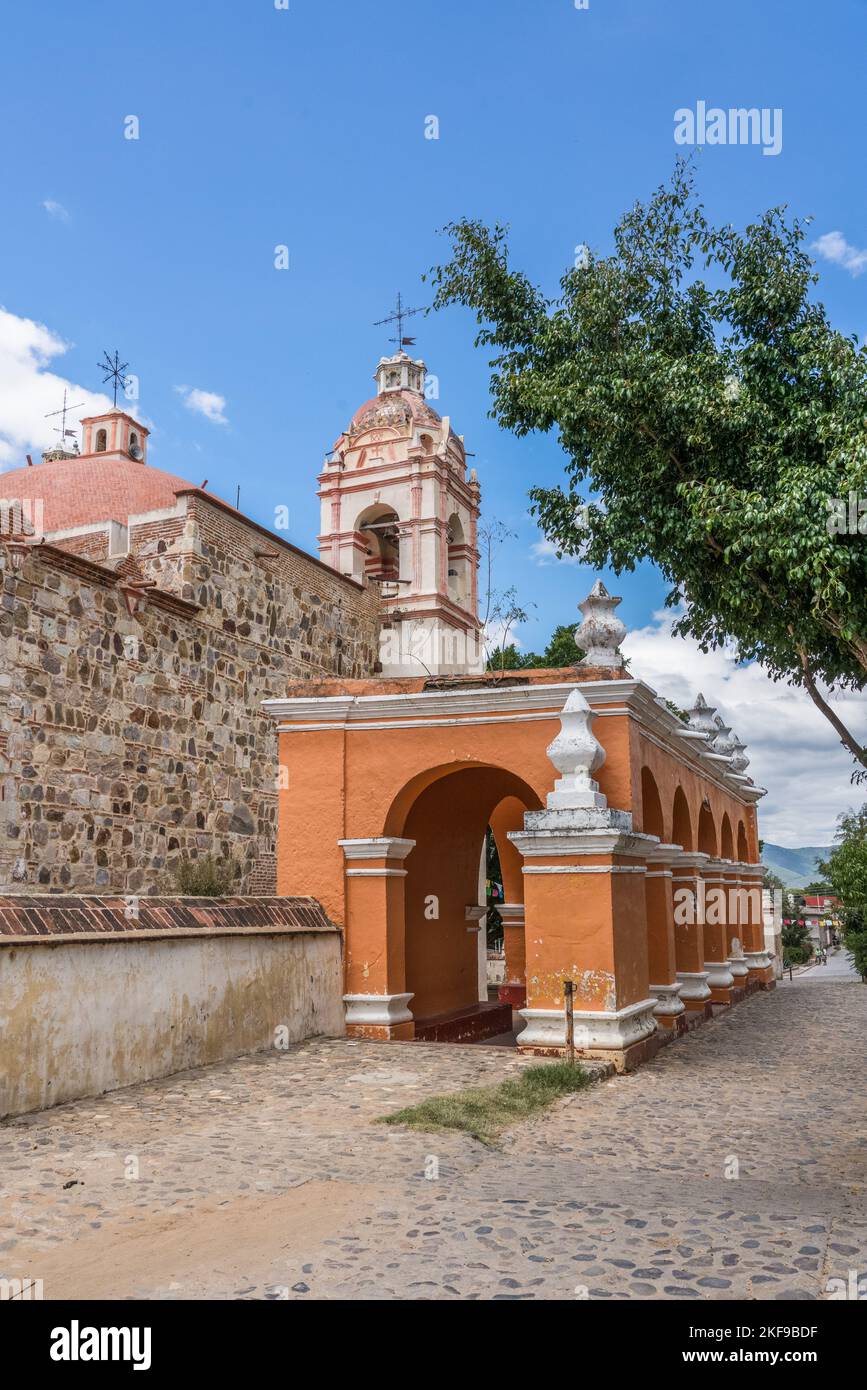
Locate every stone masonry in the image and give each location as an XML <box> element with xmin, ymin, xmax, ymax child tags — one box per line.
<box><xmin>0</xmin><ymin>489</ymin><xmax>380</xmax><ymax>895</ymax></box>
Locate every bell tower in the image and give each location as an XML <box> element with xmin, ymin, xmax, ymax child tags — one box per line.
<box><xmin>80</xmin><ymin>409</ymin><xmax>149</xmax><ymax>464</ymax></box>
<box><xmin>318</xmin><ymin>350</ymin><xmax>484</xmax><ymax>676</ymax></box>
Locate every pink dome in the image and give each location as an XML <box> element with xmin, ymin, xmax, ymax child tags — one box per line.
<box><xmin>350</xmin><ymin>389</ymin><xmax>443</xmax><ymax>434</ymax></box>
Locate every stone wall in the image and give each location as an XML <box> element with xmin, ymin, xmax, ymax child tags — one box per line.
<box><xmin>0</xmin><ymin>894</ymin><xmax>345</xmax><ymax>1117</ymax></box>
<box><xmin>0</xmin><ymin>496</ymin><xmax>380</xmax><ymax>894</ymax></box>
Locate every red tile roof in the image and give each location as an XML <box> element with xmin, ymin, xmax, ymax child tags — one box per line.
<box><xmin>0</xmin><ymin>895</ymin><xmax>337</xmax><ymax>938</ymax></box>
<box><xmin>0</xmin><ymin>454</ymin><xmax>195</xmax><ymax>532</ymax></box>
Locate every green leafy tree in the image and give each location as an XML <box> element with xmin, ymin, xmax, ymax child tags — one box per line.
<box><xmin>427</xmin><ymin>160</ymin><xmax>867</xmax><ymax>773</ymax></box>
<box><xmin>486</xmin><ymin>643</ymin><xmax>533</xmax><ymax>671</ymax></box>
<box><xmin>821</xmin><ymin>806</ymin><xmax>867</xmax><ymax>977</ymax></box>
<box><xmin>542</xmin><ymin>623</ymin><xmax>584</xmax><ymax>666</ymax></box>
<box><xmin>486</xmin><ymin>622</ymin><xmax>585</xmax><ymax>672</ymax></box>
<box><xmin>842</xmin><ymin>909</ymin><xmax>867</xmax><ymax>981</ymax></box>
<box><xmin>820</xmin><ymin>806</ymin><xmax>867</xmax><ymax>910</ymax></box>
<box><xmin>781</xmin><ymin>918</ymin><xmax>812</xmax><ymax>966</ymax></box>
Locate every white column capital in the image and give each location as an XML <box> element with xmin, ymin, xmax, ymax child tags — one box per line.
<box><xmin>672</xmin><ymin>852</ymin><xmax>711</xmax><ymax>874</ymax></box>
<box><xmin>509</xmin><ymin>826</ymin><xmax>655</xmax><ymax>859</ymax></box>
<box><xmin>498</xmin><ymin>903</ymin><xmax>526</xmax><ymax>923</ymax></box>
<box><xmin>338</xmin><ymin>837</ymin><xmax>415</xmax><ymax>861</ymax></box>
<box><xmin>647</xmin><ymin>841</ymin><xmax>681</xmax><ymax>863</ymax></box>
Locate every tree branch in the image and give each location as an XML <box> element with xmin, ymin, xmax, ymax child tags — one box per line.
<box><xmin>797</xmin><ymin>646</ymin><xmax>867</xmax><ymax>771</ymax></box>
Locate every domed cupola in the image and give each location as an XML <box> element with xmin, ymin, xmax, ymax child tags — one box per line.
<box><xmin>375</xmin><ymin>349</ymin><xmax>427</xmax><ymax>397</ymax></box>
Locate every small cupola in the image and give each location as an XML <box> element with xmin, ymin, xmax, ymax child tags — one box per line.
<box><xmin>80</xmin><ymin>410</ymin><xmax>149</xmax><ymax>464</ymax></box>
<box><xmin>375</xmin><ymin>350</ymin><xmax>426</xmax><ymax>397</ymax></box>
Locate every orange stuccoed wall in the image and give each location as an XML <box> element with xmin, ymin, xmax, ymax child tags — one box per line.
<box><xmin>267</xmin><ymin>669</ymin><xmax>771</xmax><ymax>1070</ymax></box>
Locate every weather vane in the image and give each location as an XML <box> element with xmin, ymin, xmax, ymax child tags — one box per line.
<box><xmin>374</xmin><ymin>291</ymin><xmax>426</xmax><ymax>351</ymax></box>
<box><xmin>98</xmin><ymin>348</ymin><xmax>131</xmax><ymax>408</ymax></box>
<box><xmin>44</xmin><ymin>388</ymin><xmax>84</xmax><ymax>446</ymax></box>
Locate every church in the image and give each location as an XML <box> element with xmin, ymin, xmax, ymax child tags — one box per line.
<box><xmin>0</xmin><ymin>338</ymin><xmax>775</xmax><ymax>1091</ymax></box>
<box><xmin>1</xmin><ymin>345</ymin><xmax>477</xmax><ymax>894</ymax></box>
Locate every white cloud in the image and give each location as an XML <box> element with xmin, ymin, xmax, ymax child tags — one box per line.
<box><xmin>812</xmin><ymin>230</ymin><xmax>867</xmax><ymax>277</ymax></box>
<box><xmin>175</xmin><ymin>385</ymin><xmax>228</xmax><ymax>425</ymax></box>
<box><xmin>42</xmin><ymin>199</ymin><xmax>70</xmax><ymax>223</ymax></box>
<box><xmin>0</xmin><ymin>307</ymin><xmax>112</xmax><ymax>469</ymax></box>
<box><xmin>484</xmin><ymin>616</ymin><xmax>526</xmax><ymax>652</ymax></box>
<box><xmin>622</xmin><ymin>607</ymin><xmax>867</xmax><ymax>846</ymax></box>
<box><xmin>531</xmin><ymin>538</ymin><xmax>581</xmax><ymax>566</ymax></box>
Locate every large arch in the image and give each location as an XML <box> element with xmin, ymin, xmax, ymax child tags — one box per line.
<box><xmin>720</xmin><ymin>812</ymin><xmax>734</xmax><ymax>860</ymax></box>
<box><xmin>398</xmin><ymin>764</ymin><xmax>541</xmax><ymax>1021</ymax></box>
<box><xmin>383</xmin><ymin>759</ymin><xmax>542</xmax><ymax>839</ymax></box>
<box><xmin>697</xmin><ymin>802</ymin><xmax>717</xmax><ymax>857</ymax></box>
<box><xmin>672</xmin><ymin>786</ymin><xmax>693</xmax><ymax>851</ymax></box>
<box><xmin>640</xmin><ymin>766</ymin><xmax>665</xmax><ymax>840</ymax></box>
<box><xmin>737</xmin><ymin>819</ymin><xmax>749</xmax><ymax>862</ymax></box>
<box><xmin>446</xmin><ymin>512</ymin><xmax>469</xmax><ymax>608</ymax></box>
<box><xmin>353</xmin><ymin>503</ymin><xmax>400</xmax><ymax>582</ymax></box>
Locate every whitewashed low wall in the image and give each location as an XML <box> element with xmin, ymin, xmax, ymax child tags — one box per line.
<box><xmin>0</xmin><ymin>901</ymin><xmax>344</xmax><ymax>1118</ymax></box>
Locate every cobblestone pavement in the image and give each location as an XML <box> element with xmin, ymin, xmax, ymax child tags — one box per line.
<box><xmin>2</xmin><ymin>960</ymin><xmax>865</xmax><ymax>1301</ymax></box>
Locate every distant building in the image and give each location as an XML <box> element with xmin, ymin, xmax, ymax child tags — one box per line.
<box><xmin>799</xmin><ymin>895</ymin><xmax>842</xmax><ymax>950</ymax></box>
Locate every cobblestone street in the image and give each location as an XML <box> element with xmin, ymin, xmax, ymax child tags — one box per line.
<box><xmin>2</xmin><ymin>960</ymin><xmax>865</xmax><ymax>1301</ymax></box>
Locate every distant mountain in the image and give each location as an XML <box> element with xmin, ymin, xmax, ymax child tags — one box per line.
<box><xmin>761</xmin><ymin>843</ymin><xmax>832</xmax><ymax>889</ymax></box>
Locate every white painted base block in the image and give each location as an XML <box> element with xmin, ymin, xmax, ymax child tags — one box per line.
<box><xmin>676</xmin><ymin>970</ymin><xmax>712</xmax><ymax>1001</ymax></box>
<box><xmin>649</xmin><ymin>981</ymin><xmax>685</xmax><ymax>1018</ymax></box>
<box><xmin>704</xmin><ymin>961</ymin><xmax>735</xmax><ymax>989</ymax></box>
<box><xmin>728</xmin><ymin>956</ymin><xmax>750</xmax><ymax>978</ymax></box>
<box><xmin>518</xmin><ymin>997</ymin><xmax>657</xmax><ymax>1051</ymax></box>
<box><xmin>343</xmin><ymin>993</ymin><xmax>414</xmax><ymax>1027</ymax></box>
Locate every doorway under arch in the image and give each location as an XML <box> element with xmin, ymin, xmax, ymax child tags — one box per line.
<box><xmin>395</xmin><ymin>762</ymin><xmax>541</xmax><ymax>1038</ymax></box>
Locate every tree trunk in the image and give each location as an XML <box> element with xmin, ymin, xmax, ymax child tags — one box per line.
<box><xmin>797</xmin><ymin>648</ymin><xmax>867</xmax><ymax>774</ymax></box>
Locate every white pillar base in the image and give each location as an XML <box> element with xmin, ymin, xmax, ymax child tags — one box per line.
<box><xmin>649</xmin><ymin>981</ymin><xmax>685</xmax><ymax>1018</ymax></box>
<box><xmin>728</xmin><ymin>956</ymin><xmax>750</xmax><ymax>979</ymax></box>
<box><xmin>518</xmin><ymin>997</ymin><xmax>657</xmax><ymax>1051</ymax></box>
<box><xmin>343</xmin><ymin>993</ymin><xmax>414</xmax><ymax>1027</ymax></box>
<box><xmin>676</xmin><ymin>970</ymin><xmax>711</xmax><ymax>1001</ymax></box>
<box><xmin>745</xmin><ymin>950</ymin><xmax>772</xmax><ymax>971</ymax></box>
<box><xmin>704</xmin><ymin>961</ymin><xmax>735</xmax><ymax>989</ymax></box>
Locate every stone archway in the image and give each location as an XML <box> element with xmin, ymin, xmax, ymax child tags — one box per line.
<box><xmin>395</xmin><ymin>764</ymin><xmax>541</xmax><ymax>1040</ymax></box>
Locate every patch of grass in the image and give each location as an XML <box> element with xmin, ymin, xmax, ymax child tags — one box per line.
<box><xmin>377</xmin><ymin>1061</ymin><xmax>592</xmax><ymax>1145</ymax></box>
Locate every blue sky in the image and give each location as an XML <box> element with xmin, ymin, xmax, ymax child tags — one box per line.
<box><xmin>2</xmin><ymin>0</ymin><xmax>866</xmax><ymax>841</ymax></box>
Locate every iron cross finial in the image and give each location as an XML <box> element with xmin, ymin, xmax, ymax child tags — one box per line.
<box><xmin>98</xmin><ymin>349</ymin><xmax>131</xmax><ymax>408</ymax></box>
<box><xmin>44</xmin><ymin>387</ymin><xmax>85</xmax><ymax>443</ymax></box>
<box><xmin>374</xmin><ymin>291</ymin><xmax>426</xmax><ymax>351</ymax></box>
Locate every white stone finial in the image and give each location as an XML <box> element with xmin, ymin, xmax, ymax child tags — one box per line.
<box><xmin>686</xmin><ymin>692</ymin><xmax>717</xmax><ymax>735</ymax></box>
<box><xmin>710</xmin><ymin>713</ymin><xmax>735</xmax><ymax>758</ymax></box>
<box><xmin>544</xmin><ymin>689</ymin><xmax>608</xmax><ymax>811</ymax></box>
<box><xmin>730</xmin><ymin>735</ymin><xmax>750</xmax><ymax>773</ymax></box>
<box><xmin>576</xmin><ymin>579</ymin><xmax>626</xmax><ymax>668</ymax></box>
